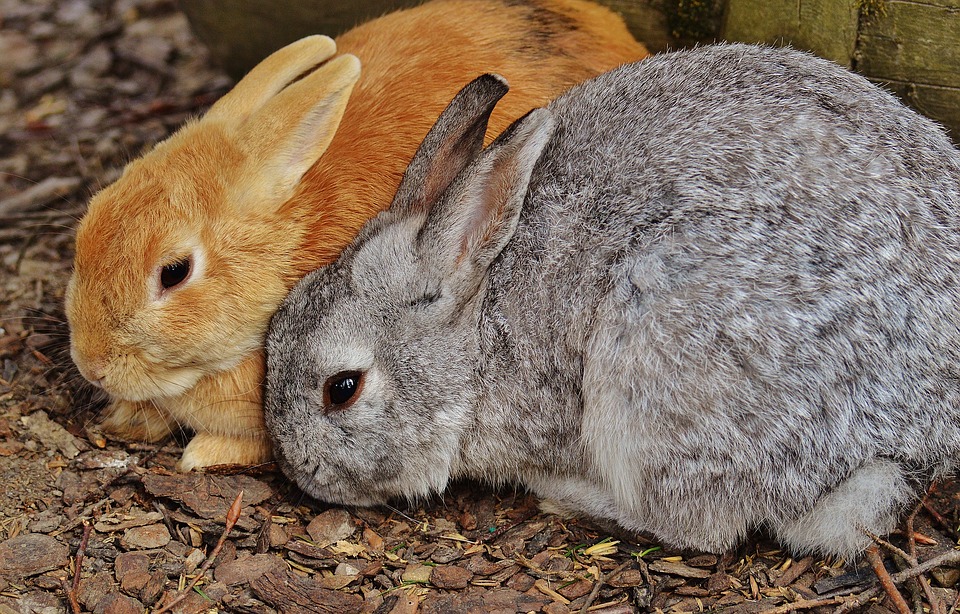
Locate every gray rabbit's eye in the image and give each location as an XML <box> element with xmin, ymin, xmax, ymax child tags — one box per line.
<box><xmin>324</xmin><ymin>370</ymin><xmax>365</xmax><ymax>411</ymax></box>
<box><xmin>160</xmin><ymin>257</ymin><xmax>191</xmax><ymax>290</ymax></box>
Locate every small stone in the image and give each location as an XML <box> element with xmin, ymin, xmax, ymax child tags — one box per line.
<box><xmin>203</xmin><ymin>581</ymin><xmax>229</xmax><ymax>601</ymax></box>
<box><xmin>120</xmin><ymin>570</ymin><xmax>151</xmax><ymax>594</ymax></box>
<box><xmin>120</xmin><ymin>524</ymin><xmax>171</xmax><ymax>550</ymax></box>
<box><xmin>95</xmin><ymin>593</ymin><xmax>144</xmax><ymax>614</ymax></box>
<box><xmin>608</xmin><ymin>568</ymin><xmax>645</xmax><ymax>587</ymax></box>
<box><xmin>431</xmin><ymin>546</ymin><xmax>463</xmax><ymax>564</ymax></box>
<box><xmin>932</xmin><ymin>567</ymin><xmax>960</xmax><ymax>587</ymax></box>
<box><xmin>164</xmin><ymin>540</ymin><xmax>189</xmax><ymax>557</ymax></box>
<box><xmin>558</xmin><ymin>578</ymin><xmax>592</xmax><ymax>600</ymax></box>
<box><xmin>430</xmin><ymin>565</ymin><xmax>473</xmax><ymax>590</ymax></box>
<box><xmin>506</xmin><ymin>571</ymin><xmax>535</xmax><ymax>592</ymax></box>
<box><xmin>685</xmin><ymin>554</ymin><xmax>719</xmax><ymax>567</ymax></box>
<box><xmin>20</xmin><ymin>410</ymin><xmax>85</xmax><ymax>458</ymax></box>
<box><xmin>707</xmin><ymin>572</ymin><xmax>732</xmax><ymax>592</ymax></box>
<box><xmin>362</xmin><ymin>527</ymin><xmax>383</xmax><ymax>552</ymax></box>
<box><xmin>315</xmin><ymin>574</ymin><xmax>356</xmax><ymax>590</ymax></box>
<box><xmin>0</xmin><ymin>533</ymin><xmax>69</xmax><ymax>577</ymax></box>
<box><xmin>401</xmin><ymin>563</ymin><xmax>433</xmax><ymax>585</ymax></box>
<box><xmin>77</xmin><ymin>571</ymin><xmax>115</xmax><ymax>610</ymax></box>
<box><xmin>28</xmin><ymin>508</ymin><xmax>62</xmax><ymax>533</ymax></box>
<box><xmin>139</xmin><ymin>570</ymin><xmax>166</xmax><ymax>606</ymax></box>
<box><xmin>335</xmin><ymin>562</ymin><xmax>361</xmax><ymax>576</ymax></box>
<box><xmin>114</xmin><ymin>552</ymin><xmax>149</xmax><ymax>583</ymax></box>
<box><xmin>214</xmin><ymin>553</ymin><xmax>279</xmax><ymax>586</ymax></box>
<box><xmin>269</xmin><ymin>524</ymin><xmax>288</xmax><ymax>548</ymax></box>
<box><xmin>183</xmin><ymin>548</ymin><xmax>206</xmax><ymax>574</ymax></box>
<box><xmin>306</xmin><ymin>509</ymin><xmax>356</xmax><ymax>547</ymax></box>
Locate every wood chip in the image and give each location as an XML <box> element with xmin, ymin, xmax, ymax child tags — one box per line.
<box><xmin>648</xmin><ymin>559</ymin><xmax>711</xmax><ymax>579</ymax></box>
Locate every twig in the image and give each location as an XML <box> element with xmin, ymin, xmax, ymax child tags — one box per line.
<box><xmin>949</xmin><ymin>591</ymin><xmax>960</xmax><ymax>614</ymax></box>
<box><xmin>889</xmin><ymin>548</ymin><xmax>960</xmax><ymax>584</ymax></box>
<box><xmin>765</xmin><ymin>597</ymin><xmax>845</xmax><ymax>613</ymax></box>
<box><xmin>906</xmin><ymin>502</ymin><xmax>944</xmax><ymax>614</ymax></box>
<box><xmin>865</xmin><ymin>529</ymin><xmax>914</xmax><ymax>565</ymax></box>
<box><xmin>52</xmin><ymin>445</ymin><xmax>167</xmax><ymax>538</ymax></box>
<box><xmin>62</xmin><ymin>578</ymin><xmax>81</xmax><ymax>614</ymax></box>
<box><xmin>51</xmin><ymin>497</ymin><xmax>111</xmax><ymax>537</ymax></box>
<box><xmin>64</xmin><ymin>521</ymin><xmax>92</xmax><ymax>614</ymax></box>
<box><xmin>579</xmin><ymin>559</ymin><xmax>633</xmax><ymax>614</ymax></box>
<box><xmin>71</xmin><ymin>522</ymin><xmax>92</xmax><ymax>593</ymax></box>
<box><xmin>866</xmin><ymin>545</ymin><xmax>911</xmax><ymax>614</ymax></box>
<box><xmin>833</xmin><ymin>587</ymin><xmax>881</xmax><ymax>614</ymax></box>
<box><xmin>923</xmin><ymin>500</ymin><xmax>954</xmax><ymax>534</ymax></box>
<box><xmin>153</xmin><ymin>490</ymin><xmax>243</xmax><ymax>614</ymax></box>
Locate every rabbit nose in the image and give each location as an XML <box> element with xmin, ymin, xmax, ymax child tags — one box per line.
<box><xmin>72</xmin><ymin>350</ymin><xmax>109</xmax><ymax>386</ymax></box>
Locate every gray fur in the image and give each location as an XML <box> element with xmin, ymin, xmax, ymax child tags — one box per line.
<box><xmin>264</xmin><ymin>44</ymin><xmax>960</xmax><ymax>558</ymax></box>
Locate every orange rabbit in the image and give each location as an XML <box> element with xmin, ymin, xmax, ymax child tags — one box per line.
<box><xmin>66</xmin><ymin>0</ymin><xmax>648</xmax><ymax>470</ymax></box>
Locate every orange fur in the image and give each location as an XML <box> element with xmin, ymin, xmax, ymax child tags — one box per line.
<box><xmin>67</xmin><ymin>0</ymin><xmax>648</xmax><ymax>470</ymax></box>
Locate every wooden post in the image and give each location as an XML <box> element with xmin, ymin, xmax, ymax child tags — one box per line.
<box><xmin>722</xmin><ymin>0</ymin><xmax>859</xmax><ymax>66</ymax></box>
<box><xmin>856</xmin><ymin>1</ymin><xmax>960</xmax><ymax>141</ymax></box>
<box><xmin>721</xmin><ymin>0</ymin><xmax>960</xmax><ymax>141</ymax></box>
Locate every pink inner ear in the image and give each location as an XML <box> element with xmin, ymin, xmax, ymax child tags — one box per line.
<box><xmin>457</xmin><ymin>154</ymin><xmax>521</xmax><ymax>264</ymax></box>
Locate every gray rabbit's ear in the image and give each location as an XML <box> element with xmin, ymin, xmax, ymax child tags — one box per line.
<box><xmin>421</xmin><ymin>108</ymin><xmax>556</xmax><ymax>278</ymax></box>
<box><xmin>391</xmin><ymin>74</ymin><xmax>510</xmax><ymax>216</ymax></box>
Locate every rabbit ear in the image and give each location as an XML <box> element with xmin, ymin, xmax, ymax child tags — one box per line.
<box><xmin>229</xmin><ymin>54</ymin><xmax>361</xmax><ymax>207</ymax></box>
<box><xmin>205</xmin><ymin>35</ymin><xmax>338</xmax><ymax>121</ymax></box>
<box><xmin>391</xmin><ymin>74</ymin><xmax>510</xmax><ymax>217</ymax></box>
<box><xmin>419</xmin><ymin>108</ymin><xmax>555</xmax><ymax>280</ymax></box>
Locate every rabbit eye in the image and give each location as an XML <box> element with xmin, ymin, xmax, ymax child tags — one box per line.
<box><xmin>324</xmin><ymin>370</ymin><xmax>365</xmax><ymax>411</ymax></box>
<box><xmin>160</xmin><ymin>257</ymin><xmax>191</xmax><ymax>290</ymax></box>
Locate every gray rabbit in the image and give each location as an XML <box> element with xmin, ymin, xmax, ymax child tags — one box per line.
<box><xmin>264</xmin><ymin>43</ymin><xmax>960</xmax><ymax>557</ymax></box>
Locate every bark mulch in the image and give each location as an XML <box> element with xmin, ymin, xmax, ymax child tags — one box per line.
<box><xmin>2</xmin><ymin>1</ymin><xmax>960</xmax><ymax>612</ymax></box>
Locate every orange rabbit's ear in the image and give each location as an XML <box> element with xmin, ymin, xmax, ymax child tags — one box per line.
<box><xmin>229</xmin><ymin>53</ymin><xmax>362</xmax><ymax>209</ymax></box>
<box><xmin>205</xmin><ymin>35</ymin><xmax>338</xmax><ymax>122</ymax></box>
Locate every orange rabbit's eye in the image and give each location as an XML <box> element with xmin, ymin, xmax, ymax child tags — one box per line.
<box><xmin>160</xmin><ymin>257</ymin><xmax>191</xmax><ymax>290</ymax></box>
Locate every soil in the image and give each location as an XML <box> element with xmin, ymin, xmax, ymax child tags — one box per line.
<box><xmin>2</xmin><ymin>1</ymin><xmax>960</xmax><ymax>613</ymax></box>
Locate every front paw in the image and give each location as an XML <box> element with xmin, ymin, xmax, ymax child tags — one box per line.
<box><xmin>178</xmin><ymin>433</ymin><xmax>274</xmax><ymax>471</ymax></box>
<box><xmin>100</xmin><ymin>399</ymin><xmax>174</xmax><ymax>442</ymax></box>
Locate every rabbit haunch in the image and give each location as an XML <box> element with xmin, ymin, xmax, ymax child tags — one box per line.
<box><xmin>264</xmin><ymin>43</ymin><xmax>960</xmax><ymax>557</ymax></box>
<box><xmin>65</xmin><ymin>0</ymin><xmax>648</xmax><ymax>470</ymax></box>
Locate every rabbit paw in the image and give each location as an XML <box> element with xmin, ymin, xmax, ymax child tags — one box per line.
<box><xmin>100</xmin><ymin>399</ymin><xmax>175</xmax><ymax>442</ymax></box>
<box><xmin>776</xmin><ymin>459</ymin><xmax>913</xmax><ymax>557</ymax></box>
<box><xmin>177</xmin><ymin>433</ymin><xmax>273</xmax><ymax>471</ymax></box>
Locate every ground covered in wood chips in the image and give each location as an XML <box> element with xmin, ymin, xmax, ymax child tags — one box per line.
<box><xmin>3</xmin><ymin>1</ymin><xmax>960</xmax><ymax>613</ymax></box>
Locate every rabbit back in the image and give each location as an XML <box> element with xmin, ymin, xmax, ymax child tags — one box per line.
<box><xmin>286</xmin><ymin>0</ymin><xmax>648</xmax><ymax>274</ymax></box>
<box><xmin>476</xmin><ymin>44</ymin><xmax>960</xmax><ymax>554</ymax></box>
